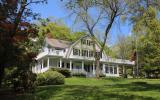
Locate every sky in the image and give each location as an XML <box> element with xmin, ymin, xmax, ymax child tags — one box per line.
<box><xmin>30</xmin><ymin>0</ymin><xmax>132</xmax><ymax>46</ymax></box>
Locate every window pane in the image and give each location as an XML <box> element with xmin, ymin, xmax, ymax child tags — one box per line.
<box><xmin>114</xmin><ymin>67</ymin><xmax>117</xmax><ymax>74</ymax></box>
<box><xmin>89</xmin><ymin>51</ymin><xmax>93</xmax><ymax>57</ymax></box>
<box><xmin>43</xmin><ymin>59</ymin><xmax>47</xmax><ymax>68</ymax></box>
<box><xmin>81</xmin><ymin>39</ymin><xmax>86</xmax><ymax>44</ymax></box>
<box><xmin>105</xmin><ymin>66</ymin><xmax>109</xmax><ymax>73</ymax></box>
<box><xmin>110</xmin><ymin>67</ymin><xmax>113</xmax><ymax>74</ymax></box>
<box><xmin>73</xmin><ymin>48</ymin><xmax>78</xmax><ymax>55</ymax></box>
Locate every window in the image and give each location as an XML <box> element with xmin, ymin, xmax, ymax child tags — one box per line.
<box><xmin>86</xmin><ymin>40</ymin><xmax>90</xmax><ymax>45</ymax></box>
<box><xmin>96</xmin><ymin>52</ymin><xmax>102</xmax><ymax>58</ymax></box>
<box><xmin>43</xmin><ymin>59</ymin><xmax>47</xmax><ymax>68</ymax></box>
<box><xmin>82</xmin><ymin>50</ymin><xmax>88</xmax><ymax>57</ymax></box>
<box><xmin>82</xmin><ymin>39</ymin><xmax>92</xmax><ymax>46</ymax></box>
<box><xmin>114</xmin><ymin>67</ymin><xmax>117</xmax><ymax>74</ymax></box>
<box><xmin>89</xmin><ymin>51</ymin><xmax>94</xmax><ymax>57</ymax></box>
<box><xmin>110</xmin><ymin>67</ymin><xmax>113</xmax><ymax>74</ymax></box>
<box><xmin>73</xmin><ymin>48</ymin><xmax>79</xmax><ymax>55</ymax></box>
<box><xmin>78</xmin><ymin>49</ymin><xmax>81</xmax><ymax>56</ymax></box>
<box><xmin>81</xmin><ymin>39</ymin><xmax>86</xmax><ymax>45</ymax></box>
<box><xmin>105</xmin><ymin>66</ymin><xmax>109</xmax><ymax>73</ymax></box>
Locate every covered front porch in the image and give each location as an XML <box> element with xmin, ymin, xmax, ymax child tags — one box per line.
<box><xmin>33</xmin><ymin>56</ymin><xmax>119</xmax><ymax>77</ymax></box>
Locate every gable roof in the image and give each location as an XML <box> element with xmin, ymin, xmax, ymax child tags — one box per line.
<box><xmin>65</xmin><ymin>34</ymin><xmax>108</xmax><ymax>58</ymax></box>
<box><xmin>45</xmin><ymin>37</ymin><xmax>72</xmax><ymax>49</ymax></box>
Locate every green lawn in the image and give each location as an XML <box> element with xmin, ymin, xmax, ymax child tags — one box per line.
<box><xmin>1</xmin><ymin>77</ymin><xmax>160</xmax><ymax>100</ymax></box>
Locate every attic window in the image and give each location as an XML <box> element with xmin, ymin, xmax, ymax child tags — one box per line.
<box><xmin>81</xmin><ymin>39</ymin><xmax>86</xmax><ymax>44</ymax></box>
<box><xmin>82</xmin><ymin>39</ymin><xmax>92</xmax><ymax>46</ymax></box>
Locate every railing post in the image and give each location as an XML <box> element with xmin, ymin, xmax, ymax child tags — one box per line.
<box><xmin>60</xmin><ymin>58</ymin><xmax>62</xmax><ymax>68</ymax></box>
<box><xmin>47</xmin><ymin>57</ymin><xmax>50</xmax><ymax>68</ymax></box>
<box><xmin>82</xmin><ymin>61</ymin><xmax>84</xmax><ymax>72</ymax></box>
<box><xmin>103</xmin><ymin>64</ymin><xmax>105</xmax><ymax>74</ymax></box>
<box><xmin>117</xmin><ymin>65</ymin><xmax>119</xmax><ymax>75</ymax></box>
<box><xmin>93</xmin><ymin>62</ymin><xmax>95</xmax><ymax>75</ymax></box>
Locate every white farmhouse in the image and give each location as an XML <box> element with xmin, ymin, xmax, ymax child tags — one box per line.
<box><xmin>33</xmin><ymin>35</ymin><xmax>134</xmax><ymax>77</ymax></box>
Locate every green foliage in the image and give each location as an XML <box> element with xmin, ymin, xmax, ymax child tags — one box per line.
<box><xmin>132</xmin><ymin>6</ymin><xmax>160</xmax><ymax>78</ymax></box>
<box><xmin>37</xmin><ymin>70</ymin><xmax>65</xmax><ymax>86</ymax></box>
<box><xmin>11</xmin><ymin>70</ymin><xmax>37</xmax><ymax>93</ymax></box>
<box><xmin>99</xmin><ymin>73</ymin><xmax>106</xmax><ymax>78</ymax></box>
<box><xmin>111</xmin><ymin>35</ymin><xmax>135</xmax><ymax>59</ymax></box>
<box><xmin>72</xmin><ymin>73</ymin><xmax>86</xmax><ymax>77</ymax></box>
<box><xmin>2</xmin><ymin>67</ymin><xmax>17</xmax><ymax>87</ymax></box>
<box><xmin>38</xmin><ymin>18</ymin><xmax>86</xmax><ymax>41</ymax></box>
<box><xmin>2</xmin><ymin>78</ymin><xmax>160</xmax><ymax>99</ymax></box>
<box><xmin>51</xmin><ymin>68</ymin><xmax>71</xmax><ymax>78</ymax></box>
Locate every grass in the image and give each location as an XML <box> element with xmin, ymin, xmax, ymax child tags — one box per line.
<box><xmin>1</xmin><ymin>77</ymin><xmax>160</xmax><ymax>100</ymax></box>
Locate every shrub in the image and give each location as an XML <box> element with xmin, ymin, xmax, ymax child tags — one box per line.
<box><xmin>51</xmin><ymin>68</ymin><xmax>71</xmax><ymax>78</ymax></box>
<box><xmin>11</xmin><ymin>70</ymin><xmax>37</xmax><ymax>93</ymax></box>
<box><xmin>72</xmin><ymin>73</ymin><xmax>86</xmax><ymax>77</ymax></box>
<box><xmin>37</xmin><ymin>70</ymin><xmax>65</xmax><ymax>86</ymax></box>
<box><xmin>99</xmin><ymin>73</ymin><xmax>106</xmax><ymax>77</ymax></box>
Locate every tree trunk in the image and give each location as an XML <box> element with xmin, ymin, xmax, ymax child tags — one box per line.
<box><xmin>95</xmin><ymin>59</ymin><xmax>100</xmax><ymax>78</ymax></box>
<box><xmin>132</xmin><ymin>65</ymin><xmax>136</xmax><ymax>78</ymax></box>
<box><xmin>0</xmin><ymin>65</ymin><xmax>5</xmax><ymax>88</ymax></box>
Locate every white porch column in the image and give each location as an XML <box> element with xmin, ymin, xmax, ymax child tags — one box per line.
<box><xmin>82</xmin><ymin>61</ymin><xmax>84</xmax><ymax>72</ymax></box>
<box><xmin>123</xmin><ymin>65</ymin><xmax>125</xmax><ymax>74</ymax></box>
<box><xmin>93</xmin><ymin>62</ymin><xmax>95</xmax><ymax>74</ymax></box>
<box><xmin>103</xmin><ymin>64</ymin><xmax>105</xmax><ymax>74</ymax></box>
<box><xmin>47</xmin><ymin>57</ymin><xmax>50</xmax><ymax>68</ymax></box>
<box><xmin>108</xmin><ymin>65</ymin><xmax>110</xmax><ymax>74</ymax></box>
<box><xmin>41</xmin><ymin>59</ymin><xmax>44</xmax><ymax>73</ymax></box>
<box><xmin>113</xmin><ymin>66</ymin><xmax>115</xmax><ymax>74</ymax></box>
<box><xmin>64</xmin><ymin>62</ymin><xmax>67</xmax><ymax>68</ymax></box>
<box><xmin>117</xmin><ymin>65</ymin><xmax>119</xmax><ymax>75</ymax></box>
<box><xmin>70</xmin><ymin>60</ymin><xmax>72</xmax><ymax>71</ymax></box>
<box><xmin>60</xmin><ymin>58</ymin><xmax>62</xmax><ymax>68</ymax></box>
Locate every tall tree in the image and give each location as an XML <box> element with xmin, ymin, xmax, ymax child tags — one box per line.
<box><xmin>0</xmin><ymin>0</ymin><xmax>47</xmax><ymax>88</ymax></box>
<box><xmin>126</xmin><ymin>0</ymin><xmax>160</xmax><ymax>78</ymax></box>
<box><xmin>64</xmin><ymin>0</ymin><xmax>127</xmax><ymax>77</ymax></box>
<box><xmin>133</xmin><ymin>7</ymin><xmax>160</xmax><ymax>78</ymax></box>
<box><xmin>37</xmin><ymin>18</ymin><xmax>86</xmax><ymax>41</ymax></box>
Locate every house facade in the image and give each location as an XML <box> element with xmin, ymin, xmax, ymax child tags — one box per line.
<box><xmin>33</xmin><ymin>35</ymin><xmax>135</xmax><ymax>77</ymax></box>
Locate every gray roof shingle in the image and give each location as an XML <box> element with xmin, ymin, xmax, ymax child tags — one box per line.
<box><xmin>45</xmin><ymin>37</ymin><xmax>72</xmax><ymax>49</ymax></box>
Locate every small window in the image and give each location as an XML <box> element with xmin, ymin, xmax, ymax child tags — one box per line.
<box><xmin>73</xmin><ymin>48</ymin><xmax>79</xmax><ymax>55</ymax></box>
<box><xmin>81</xmin><ymin>39</ymin><xmax>86</xmax><ymax>45</ymax></box>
